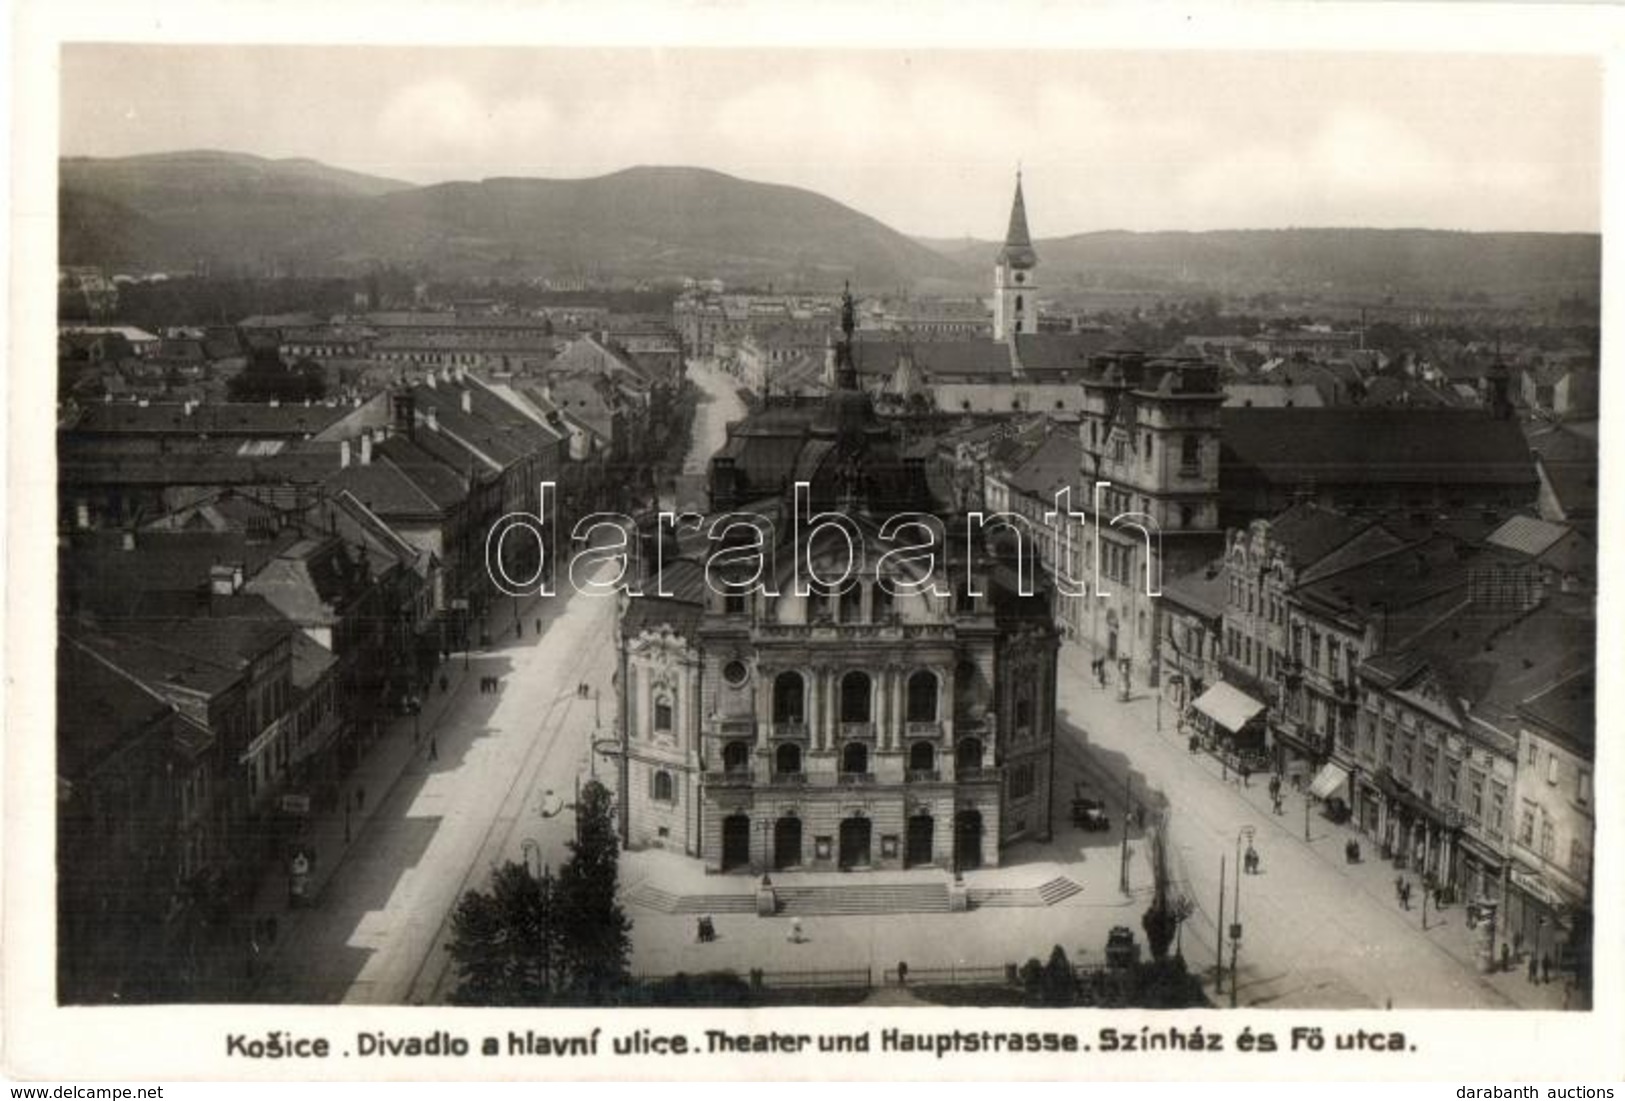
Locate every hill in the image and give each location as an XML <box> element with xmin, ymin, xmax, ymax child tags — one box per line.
<box><xmin>914</xmin><ymin>228</ymin><xmax>1601</xmax><ymax>301</ymax></box>
<box><xmin>59</xmin><ymin>154</ymin><xmax>958</xmax><ymax>287</ymax></box>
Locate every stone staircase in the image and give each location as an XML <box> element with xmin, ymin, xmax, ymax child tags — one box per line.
<box><xmin>621</xmin><ymin>882</ymin><xmax>755</xmax><ymax>914</ymax></box>
<box><xmin>775</xmin><ymin>882</ymin><xmax>950</xmax><ymax>916</ymax></box>
<box><xmin>624</xmin><ymin>875</ymin><xmax>1084</xmax><ymax>916</ymax></box>
<box><xmin>967</xmin><ymin>876</ymin><xmax>1084</xmax><ymax>909</ymax></box>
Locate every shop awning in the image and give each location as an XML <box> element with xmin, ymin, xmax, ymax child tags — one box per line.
<box><xmin>1191</xmin><ymin>682</ymin><xmax>1266</xmax><ymax>733</ymax></box>
<box><xmin>1309</xmin><ymin>762</ymin><xmax>1350</xmax><ymax>800</ymax></box>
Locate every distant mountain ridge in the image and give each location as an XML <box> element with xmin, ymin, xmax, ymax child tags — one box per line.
<box><xmin>915</xmin><ymin>228</ymin><xmax>1601</xmax><ymax>300</ymax></box>
<box><xmin>59</xmin><ymin>152</ymin><xmax>957</xmax><ymax>287</ymax></box>
<box><xmin>59</xmin><ymin>150</ymin><xmax>1599</xmax><ymax>299</ymax></box>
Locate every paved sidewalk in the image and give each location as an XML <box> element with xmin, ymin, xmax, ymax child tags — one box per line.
<box><xmin>1056</xmin><ymin>644</ymin><xmax>1582</xmax><ymax>1010</ymax></box>
<box><xmin>244</xmin><ymin>592</ymin><xmax>558</xmax><ymax>987</ymax></box>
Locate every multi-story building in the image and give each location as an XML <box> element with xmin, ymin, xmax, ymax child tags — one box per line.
<box><xmin>1508</xmin><ymin>667</ymin><xmax>1593</xmax><ymax>975</ymax></box>
<box><xmin>617</xmin><ymin>291</ymin><xmax>1060</xmax><ymax>873</ymax></box>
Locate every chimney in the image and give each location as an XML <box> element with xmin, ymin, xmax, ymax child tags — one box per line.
<box><xmin>361</xmin><ymin>433</ymin><xmax>373</xmax><ymax>465</ymax></box>
<box><xmin>341</xmin><ymin>439</ymin><xmax>352</xmax><ymax>468</ymax></box>
<box><xmin>461</xmin><ymin>389</ymin><xmax>473</xmax><ymax>414</ymax></box>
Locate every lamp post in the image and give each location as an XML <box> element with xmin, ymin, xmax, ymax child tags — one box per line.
<box><xmin>1118</xmin><ymin>771</ymin><xmax>1133</xmax><ymax>896</ymax></box>
<box><xmin>1214</xmin><ymin>853</ymin><xmax>1226</xmax><ymax>989</ymax></box>
<box><xmin>1232</xmin><ymin>825</ymin><xmax>1254</xmax><ymax>1009</ymax></box>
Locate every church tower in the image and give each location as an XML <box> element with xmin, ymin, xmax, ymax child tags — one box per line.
<box><xmin>993</xmin><ymin>172</ymin><xmax>1039</xmax><ymax>341</ymax></box>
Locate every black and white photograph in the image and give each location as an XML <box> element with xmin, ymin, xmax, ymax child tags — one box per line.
<box><xmin>5</xmin><ymin>0</ymin><xmax>1623</xmax><ymax>1084</ymax></box>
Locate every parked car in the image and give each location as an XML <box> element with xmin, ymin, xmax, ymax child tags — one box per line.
<box><xmin>1071</xmin><ymin>797</ymin><xmax>1111</xmax><ymax>832</ymax></box>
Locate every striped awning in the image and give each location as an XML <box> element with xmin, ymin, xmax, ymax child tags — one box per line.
<box><xmin>1191</xmin><ymin>682</ymin><xmax>1266</xmax><ymax>733</ymax></box>
<box><xmin>1309</xmin><ymin>762</ymin><xmax>1350</xmax><ymax>800</ymax></box>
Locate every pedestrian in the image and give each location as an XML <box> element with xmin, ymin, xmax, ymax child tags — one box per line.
<box><xmin>516</xmin><ymin>621</ymin><xmax>523</xmax><ymax>638</ymax></box>
<box><xmin>1541</xmin><ymin>953</ymin><xmax>1552</xmax><ymax>984</ymax></box>
<box><xmin>1240</xmin><ymin>765</ymin><xmax>1251</xmax><ymax>788</ymax></box>
<box><xmin>1272</xmin><ymin>794</ymin><xmax>1284</xmax><ymax>816</ymax></box>
<box><xmin>1402</xmin><ymin>882</ymin><xmax>1412</xmax><ymax>910</ymax></box>
<box><xmin>788</xmin><ymin>917</ymin><xmax>806</xmax><ymax>944</ymax></box>
<box><xmin>430</xmin><ymin>738</ymin><xmax>438</xmax><ymax>762</ymax></box>
<box><xmin>696</xmin><ymin>916</ymin><xmax>706</xmax><ymax>943</ymax></box>
<box><xmin>1527</xmin><ymin>953</ymin><xmax>1538</xmax><ymax>983</ymax></box>
<box><xmin>439</xmin><ymin>674</ymin><xmax>449</xmax><ymax>694</ymax></box>
<box><xmin>535</xmin><ymin>618</ymin><xmax>541</xmax><ymax>635</ymax></box>
<box><xmin>1501</xmin><ymin>942</ymin><xmax>1511</xmax><ymax>973</ymax></box>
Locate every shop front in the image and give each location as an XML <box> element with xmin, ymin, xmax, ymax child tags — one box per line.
<box><xmin>1190</xmin><ymin>681</ymin><xmax>1269</xmax><ymax>769</ymax></box>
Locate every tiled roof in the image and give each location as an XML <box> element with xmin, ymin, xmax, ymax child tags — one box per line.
<box><xmin>1002</xmin><ymin>429</ymin><xmax>1085</xmax><ymax>501</ymax></box>
<box><xmin>57</xmin><ymin>635</ymin><xmax>178</xmax><ymax>781</ymax></box>
<box><xmin>1517</xmin><ymin>667</ymin><xmax>1594</xmax><ymax>755</ymax></box>
<box><xmin>1220</xmin><ymin>408</ymin><xmax>1538</xmax><ymax>486</ymax></box>
<box><xmin>1163</xmin><ymin>561</ymin><xmax>1227</xmax><ymax>620</ymax></box>
<box><xmin>69</xmin><ymin>402</ymin><xmax>357</xmax><ymax>437</ymax></box>
<box><xmin>61</xmin><ymin>530</ymin><xmax>303</xmax><ymax>617</ymax></box>
<box><xmin>1223</xmin><ymin>383</ymin><xmax>1325</xmax><ymax>409</ymax></box>
<box><xmin>1486</xmin><ymin>514</ymin><xmax>1571</xmax><ymax>558</ymax></box>
<box><xmin>1266</xmin><ymin>503</ymin><xmax>1374</xmax><ymax>567</ymax></box>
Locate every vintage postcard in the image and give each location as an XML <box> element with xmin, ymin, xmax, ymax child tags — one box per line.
<box><xmin>5</xmin><ymin>0</ymin><xmax>1622</xmax><ymax>1084</ymax></box>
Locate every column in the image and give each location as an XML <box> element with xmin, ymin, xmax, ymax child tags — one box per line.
<box><xmin>807</xmin><ymin>666</ymin><xmax>822</xmax><ymax>751</ymax></box>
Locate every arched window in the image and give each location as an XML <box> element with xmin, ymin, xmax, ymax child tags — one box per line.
<box><xmin>841</xmin><ymin>671</ymin><xmax>872</xmax><ymax>723</ymax></box>
<box><xmin>773</xmin><ymin>671</ymin><xmax>805</xmax><ymax>724</ymax></box>
<box><xmin>722</xmin><ymin>741</ymin><xmax>751</xmax><ymax>774</ymax></box>
<box><xmin>907</xmin><ymin>671</ymin><xmax>939</xmax><ymax>723</ymax></box>
<box><xmin>956</xmin><ymin>737</ymin><xmax>984</xmax><ymax>772</ymax></box>
<box><xmin>909</xmin><ymin>742</ymin><xmax>935</xmax><ymax>772</ymax></box>
<box><xmin>841</xmin><ymin>741</ymin><xmax>870</xmax><ymax>775</ymax></box>
<box><xmin>652</xmin><ymin>770</ymin><xmax>674</xmax><ymax>802</ymax></box>
<box><xmin>654</xmin><ymin>696</ymin><xmax>673</xmax><ymax>732</ymax></box>
<box><xmin>775</xmin><ymin>742</ymin><xmax>802</xmax><ymax>775</ymax></box>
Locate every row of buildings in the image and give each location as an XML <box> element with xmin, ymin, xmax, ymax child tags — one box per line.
<box><xmin>614</xmin><ymin>178</ymin><xmax>1595</xmax><ymax>987</ymax></box>
<box><xmin>56</xmin><ymin>323</ymin><xmax>689</xmax><ymax>1002</ymax></box>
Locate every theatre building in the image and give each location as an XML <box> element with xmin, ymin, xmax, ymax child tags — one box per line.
<box><xmin>615</xmin><ymin>291</ymin><xmax>1060</xmax><ymax>873</ymax></box>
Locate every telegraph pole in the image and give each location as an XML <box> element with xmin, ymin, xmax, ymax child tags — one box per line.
<box><xmin>1118</xmin><ymin>772</ymin><xmax>1133</xmax><ymax>895</ymax></box>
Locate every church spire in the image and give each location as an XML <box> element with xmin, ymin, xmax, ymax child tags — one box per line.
<box><xmin>834</xmin><ymin>281</ymin><xmax>858</xmax><ymax>390</ymax></box>
<box><xmin>998</xmin><ymin>171</ymin><xmax>1038</xmax><ymax>270</ymax></box>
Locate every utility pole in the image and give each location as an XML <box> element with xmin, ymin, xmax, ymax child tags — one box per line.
<box><xmin>1118</xmin><ymin>771</ymin><xmax>1133</xmax><ymax>895</ymax></box>
<box><xmin>1215</xmin><ymin>854</ymin><xmax>1226</xmax><ymax>990</ymax></box>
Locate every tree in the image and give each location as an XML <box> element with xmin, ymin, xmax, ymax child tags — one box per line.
<box><xmin>1141</xmin><ymin>823</ymin><xmax>1178</xmax><ymax>962</ymax></box>
<box><xmin>554</xmin><ymin>780</ymin><xmax>632</xmax><ymax>1002</ymax></box>
<box><xmin>446</xmin><ymin>860</ymin><xmax>558</xmax><ymax>1006</ymax></box>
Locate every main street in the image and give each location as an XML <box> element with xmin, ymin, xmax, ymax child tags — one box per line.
<box><xmin>1057</xmin><ymin>646</ymin><xmax>1553</xmax><ymax>1009</ymax></box>
<box><xmin>252</xmin><ymin>578</ymin><xmax>620</xmax><ymax>1004</ymax></box>
<box><xmin>254</xmin><ymin>356</ymin><xmax>734</xmax><ymax>1005</ymax></box>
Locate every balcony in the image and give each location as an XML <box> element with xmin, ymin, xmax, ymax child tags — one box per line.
<box><xmin>905</xmin><ymin>721</ymin><xmax>942</xmax><ymax>738</ymax></box>
<box><xmin>703</xmin><ymin>771</ymin><xmax>754</xmax><ymax>788</ymax></box>
<box><xmin>837</xmin><ymin>771</ymin><xmax>875</xmax><ymax>786</ymax></box>
<box><xmin>771</xmin><ymin>721</ymin><xmax>808</xmax><ymax>740</ymax></box>
<box><xmin>840</xmin><ymin>722</ymin><xmax>875</xmax><ymax>740</ymax></box>
<box><xmin>906</xmin><ymin>769</ymin><xmax>941</xmax><ymax>784</ymax></box>
<box><xmin>957</xmin><ymin>767</ymin><xmax>1001</xmax><ymax>784</ymax></box>
<box><xmin>770</xmin><ymin>771</ymin><xmax>807</xmax><ymax>786</ymax></box>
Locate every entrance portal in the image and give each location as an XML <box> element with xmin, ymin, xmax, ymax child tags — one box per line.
<box><xmin>774</xmin><ymin>816</ymin><xmax>802</xmax><ymax>870</ymax></box>
<box><xmin>955</xmin><ymin>809</ymin><xmax>984</xmax><ymax>871</ymax></box>
<box><xmin>721</xmin><ymin>813</ymin><xmax>751</xmax><ymax>872</ymax></box>
<box><xmin>838</xmin><ymin>817</ymin><xmax>872</xmax><ymax>870</ymax></box>
<box><xmin>905</xmin><ymin>814</ymin><xmax>934</xmax><ymax>868</ymax></box>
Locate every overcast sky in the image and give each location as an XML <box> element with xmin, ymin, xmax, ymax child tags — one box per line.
<box><xmin>60</xmin><ymin>46</ymin><xmax>1602</xmax><ymax>237</ymax></box>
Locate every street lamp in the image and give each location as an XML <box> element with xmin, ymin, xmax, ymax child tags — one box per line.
<box><xmin>1118</xmin><ymin>771</ymin><xmax>1133</xmax><ymax>896</ymax></box>
<box><xmin>1231</xmin><ymin>825</ymin><xmax>1254</xmax><ymax>1009</ymax></box>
